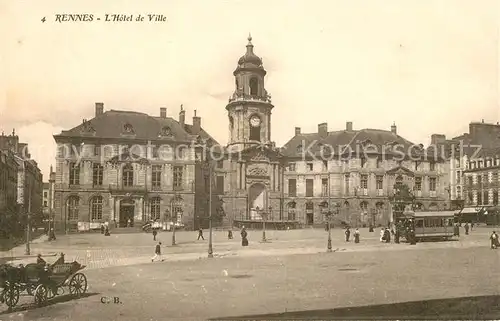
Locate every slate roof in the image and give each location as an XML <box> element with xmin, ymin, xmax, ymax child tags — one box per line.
<box><xmin>54</xmin><ymin>110</ymin><xmax>219</xmax><ymax>145</ymax></box>
<box><xmin>281</xmin><ymin>128</ymin><xmax>436</xmax><ymax>159</ymax></box>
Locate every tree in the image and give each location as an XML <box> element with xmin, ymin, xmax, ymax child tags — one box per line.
<box><xmin>389</xmin><ymin>182</ymin><xmax>415</xmax><ymax>221</ymax></box>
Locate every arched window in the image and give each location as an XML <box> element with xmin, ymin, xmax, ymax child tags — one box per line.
<box><xmin>123</xmin><ymin>164</ymin><xmax>134</xmax><ymax>187</ymax></box>
<box><xmin>249</xmin><ymin>77</ymin><xmax>258</xmax><ymax>96</ymax></box>
<box><xmin>456</xmin><ymin>186</ymin><xmax>462</xmax><ymax>199</ymax></box>
<box><xmin>150</xmin><ymin>197</ymin><xmax>161</xmax><ymax>221</ymax></box>
<box><xmin>229</xmin><ymin>116</ymin><xmax>234</xmax><ymax>138</ymax></box>
<box><xmin>287</xmin><ymin>202</ymin><xmax>296</xmax><ymax>221</ymax></box>
<box><xmin>90</xmin><ymin>196</ymin><xmax>103</xmax><ymax>220</ymax></box>
<box><xmin>67</xmin><ymin>196</ymin><xmax>79</xmax><ymax>220</ymax></box>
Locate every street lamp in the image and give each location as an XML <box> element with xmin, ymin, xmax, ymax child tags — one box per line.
<box><xmin>202</xmin><ymin>151</ymin><xmax>214</xmax><ymax>258</ymax></box>
<box><xmin>261</xmin><ymin>207</ymin><xmax>270</xmax><ymax>242</ymax></box>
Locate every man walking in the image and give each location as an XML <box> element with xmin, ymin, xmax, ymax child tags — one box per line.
<box><xmin>197</xmin><ymin>228</ymin><xmax>205</xmax><ymax>240</ymax></box>
<box><xmin>151</xmin><ymin>242</ymin><xmax>164</xmax><ymax>262</ymax></box>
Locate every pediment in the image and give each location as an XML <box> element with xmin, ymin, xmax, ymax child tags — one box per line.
<box><xmin>386</xmin><ymin>166</ymin><xmax>415</xmax><ymax>177</ymax></box>
<box><xmin>108</xmin><ymin>152</ymin><xmax>149</xmax><ymax>164</ymax></box>
<box><xmin>241</xmin><ymin>144</ymin><xmax>282</xmax><ymax>162</ymax></box>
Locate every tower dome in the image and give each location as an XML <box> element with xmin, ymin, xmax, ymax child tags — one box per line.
<box><xmin>236</xmin><ymin>34</ymin><xmax>263</xmax><ymax>68</ymax></box>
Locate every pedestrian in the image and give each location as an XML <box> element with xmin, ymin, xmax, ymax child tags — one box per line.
<box><xmin>241</xmin><ymin>226</ymin><xmax>249</xmax><ymax>246</ymax></box>
<box><xmin>152</xmin><ymin>229</ymin><xmax>158</xmax><ymax>241</ymax></box>
<box><xmin>454</xmin><ymin>223</ymin><xmax>460</xmax><ymax>236</ymax></box>
<box><xmin>127</xmin><ymin>218</ymin><xmax>131</xmax><ymax>227</ymax></box>
<box><xmin>464</xmin><ymin>223</ymin><xmax>469</xmax><ymax>235</ymax></box>
<box><xmin>151</xmin><ymin>242</ymin><xmax>164</xmax><ymax>262</ymax></box>
<box><xmin>228</xmin><ymin>230</ymin><xmax>233</xmax><ymax>239</ymax></box>
<box><xmin>49</xmin><ymin>228</ymin><xmax>56</xmax><ymax>241</ymax></box>
<box><xmin>104</xmin><ymin>225</ymin><xmax>110</xmax><ymax>236</ymax></box>
<box><xmin>471</xmin><ymin>222</ymin><xmax>474</xmax><ymax>230</ymax></box>
<box><xmin>36</xmin><ymin>254</ymin><xmax>46</xmax><ymax>265</ymax></box>
<box><xmin>100</xmin><ymin>224</ymin><xmax>105</xmax><ymax>234</ymax></box>
<box><xmin>384</xmin><ymin>228</ymin><xmax>391</xmax><ymax>243</ymax></box>
<box><xmin>395</xmin><ymin>225</ymin><xmax>400</xmax><ymax>244</ymax></box>
<box><xmin>197</xmin><ymin>228</ymin><xmax>205</xmax><ymax>240</ymax></box>
<box><xmin>354</xmin><ymin>228</ymin><xmax>360</xmax><ymax>243</ymax></box>
<box><xmin>345</xmin><ymin>227</ymin><xmax>351</xmax><ymax>242</ymax></box>
<box><xmin>380</xmin><ymin>228</ymin><xmax>385</xmax><ymax>242</ymax></box>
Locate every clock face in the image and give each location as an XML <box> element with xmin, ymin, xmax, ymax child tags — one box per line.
<box><xmin>250</xmin><ymin>116</ymin><xmax>261</xmax><ymax>127</ymax></box>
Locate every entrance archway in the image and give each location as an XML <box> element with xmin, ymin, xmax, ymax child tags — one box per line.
<box><xmin>120</xmin><ymin>198</ymin><xmax>135</xmax><ymax>227</ymax></box>
<box><xmin>248</xmin><ymin>183</ymin><xmax>267</xmax><ymax>220</ymax></box>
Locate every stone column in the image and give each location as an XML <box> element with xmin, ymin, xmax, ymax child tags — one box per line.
<box><xmin>110</xmin><ymin>196</ymin><xmax>115</xmax><ymax>221</ymax></box>
<box><xmin>136</xmin><ymin>197</ymin><xmax>144</xmax><ymax>222</ymax></box>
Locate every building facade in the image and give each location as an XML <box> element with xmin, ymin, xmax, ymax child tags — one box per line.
<box><xmin>431</xmin><ymin>121</ymin><xmax>500</xmax><ymax>209</ymax></box>
<box><xmin>53</xmin><ymin>104</ymin><xmax>216</xmax><ymax>231</ymax></box>
<box><xmin>0</xmin><ymin>149</ymin><xmax>19</xmax><ymax>216</ymax></box>
<box><xmin>280</xmin><ymin>122</ymin><xmax>450</xmax><ymax>227</ymax></box>
<box><xmin>0</xmin><ymin>131</ymin><xmax>44</xmax><ymax>234</ymax></box>
<box><xmin>462</xmin><ymin>149</ymin><xmax>500</xmax><ymax>207</ymax></box>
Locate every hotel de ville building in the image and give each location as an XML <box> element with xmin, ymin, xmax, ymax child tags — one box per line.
<box><xmin>53</xmin><ymin>37</ymin><xmax>450</xmax><ymax>231</ymax></box>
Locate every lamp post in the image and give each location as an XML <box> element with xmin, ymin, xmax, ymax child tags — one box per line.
<box><xmin>170</xmin><ymin>196</ymin><xmax>177</xmax><ymax>246</ymax></box>
<box><xmin>261</xmin><ymin>207</ymin><xmax>270</xmax><ymax>242</ymax></box>
<box><xmin>326</xmin><ymin>208</ymin><xmax>332</xmax><ymax>252</ymax></box>
<box><xmin>202</xmin><ymin>148</ymin><xmax>214</xmax><ymax>258</ymax></box>
<box><xmin>25</xmin><ymin>182</ymin><xmax>32</xmax><ymax>255</ymax></box>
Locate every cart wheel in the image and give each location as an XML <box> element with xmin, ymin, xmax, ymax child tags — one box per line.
<box><xmin>4</xmin><ymin>282</ymin><xmax>20</xmax><ymax>308</ymax></box>
<box><xmin>69</xmin><ymin>273</ymin><xmax>87</xmax><ymax>297</ymax></box>
<box><xmin>34</xmin><ymin>284</ymin><xmax>48</xmax><ymax>307</ymax></box>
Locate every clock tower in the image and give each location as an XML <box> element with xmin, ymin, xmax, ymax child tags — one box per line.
<box><xmin>226</xmin><ymin>35</ymin><xmax>274</xmax><ymax>152</ymax></box>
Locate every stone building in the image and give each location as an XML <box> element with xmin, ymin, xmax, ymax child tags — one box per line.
<box><xmin>462</xmin><ymin>148</ymin><xmax>500</xmax><ymax>207</ymax></box>
<box><xmin>53</xmin><ymin>104</ymin><xmax>216</xmax><ymax>232</ymax></box>
<box><xmin>0</xmin><ymin>130</ymin><xmax>44</xmax><ymax>225</ymax></box>
<box><xmin>280</xmin><ymin>122</ymin><xmax>450</xmax><ymax>227</ymax></box>
<box><xmin>431</xmin><ymin>120</ymin><xmax>500</xmax><ymax>209</ymax></box>
<box><xmin>0</xmin><ymin>149</ymin><xmax>19</xmax><ymax>217</ymax></box>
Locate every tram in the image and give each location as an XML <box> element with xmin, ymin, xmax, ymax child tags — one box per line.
<box><xmin>402</xmin><ymin>211</ymin><xmax>455</xmax><ymax>241</ymax></box>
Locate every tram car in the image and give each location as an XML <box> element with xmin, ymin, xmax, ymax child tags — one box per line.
<box><xmin>402</xmin><ymin>211</ymin><xmax>455</xmax><ymax>241</ymax></box>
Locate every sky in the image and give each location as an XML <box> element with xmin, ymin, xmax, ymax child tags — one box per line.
<box><xmin>1</xmin><ymin>0</ymin><xmax>499</xmax><ymax>180</ymax></box>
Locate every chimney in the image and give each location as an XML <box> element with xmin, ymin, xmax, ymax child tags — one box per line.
<box><xmin>179</xmin><ymin>104</ymin><xmax>185</xmax><ymax>127</ymax></box>
<box><xmin>160</xmin><ymin>107</ymin><xmax>167</xmax><ymax>118</ymax></box>
<box><xmin>295</xmin><ymin>127</ymin><xmax>301</xmax><ymax>136</ymax></box>
<box><xmin>318</xmin><ymin>123</ymin><xmax>328</xmax><ymax>138</ymax></box>
<box><xmin>95</xmin><ymin>102</ymin><xmax>104</xmax><ymax>117</ymax></box>
<box><xmin>346</xmin><ymin>122</ymin><xmax>353</xmax><ymax>131</ymax></box>
<box><xmin>391</xmin><ymin>122</ymin><xmax>397</xmax><ymax>135</ymax></box>
<box><xmin>192</xmin><ymin>110</ymin><xmax>201</xmax><ymax>134</ymax></box>
<box><xmin>431</xmin><ymin>134</ymin><xmax>446</xmax><ymax>145</ymax></box>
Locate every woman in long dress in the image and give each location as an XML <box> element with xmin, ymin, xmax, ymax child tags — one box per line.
<box><xmin>379</xmin><ymin>228</ymin><xmax>385</xmax><ymax>242</ymax></box>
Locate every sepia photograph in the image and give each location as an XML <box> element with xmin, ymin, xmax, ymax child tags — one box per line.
<box><xmin>1</xmin><ymin>0</ymin><xmax>500</xmax><ymax>320</ymax></box>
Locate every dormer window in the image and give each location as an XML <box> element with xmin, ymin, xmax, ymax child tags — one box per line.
<box><xmin>123</xmin><ymin>123</ymin><xmax>134</xmax><ymax>134</ymax></box>
<box><xmin>160</xmin><ymin>126</ymin><xmax>172</xmax><ymax>137</ymax></box>
<box><xmin>296</xmin><ymin>145</ymin><xmax>303</xmax><ymax>154</ymax></box>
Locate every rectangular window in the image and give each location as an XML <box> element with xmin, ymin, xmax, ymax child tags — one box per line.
<box><xmin>152</xmin><ymin>165</ymin><xmax>162</xmax><ymax>189</ymax></box>
<box><xmin>306</xmin><ymin>179</ymin><xmax>314</xmax><ymax>197</ymax></box>
<box><xmin>43</xmin><ymin>200</ymin><xmax>48</xmax><ymax>207</ymax></box>
<box><xmin>288</xmin><ymin>163</ymin><xmax>296</xmax><ymax>172</ymax></box>
<box><xmin>322</xmin><ymin>160</ymin><xmax>328</xmax><ymax>171</ymax></box>
<box><xmin>173</xmin><ymin>166</ymin><xmax>183</xmax><ymax>190</ymax></box>
<box><xmin>360</xmin><ymin>175</ymin><xmax>368</xmax><ymax>189</ymax></box>
<box><xmin>43</xmin><ymin>191</ymin><xmax>48</xmax><ymax>198</ymax></box>
<box><xmin>360</xmin><ymin>157</ymin><xmax>366</xmax><ymax>168</ymax></box>
<box><xmin>94</xmin><ymin>145</ymin><xmax>100</xmax><ymax>156</ymax></box>
<box><xmin>456</xmin><ymin>171</ymin><xmax>461</xmax><ymax>183</ymax></box>
<box><xmin>477</xmin><ymin>175</ymin><xmax>482</xmax><ymax>185</ymax></box>
<box><xmin>429</xmin><ymin>177</ymin><xmax>437</xmax><ymax>192</ymax></box>
<box><xmin>477</xmin><ymin>192</ymin><xmax>482</xmax><ymax>205</ymax></box>
<box><xmin>216</xmin><ymin>176</ymin><xmax>224</xmax><ymax>195</ymax></box>
<box><xmin>376</xmin><ymin>176</ymin><xmax>383</xmax><ymax>190</ymax></box>
<box><xmin>307</xmin><ymin>163</ymin><xmax>313</xmax><ymax>171</ymax></box>
<box><xmin>493</xmin><ymin>172</ymin><xmax>498</xmax><ymax>183</ymax></box>
<box><xmin>429</xmin><ymin>161</ymin><xmax>436</xmax><ymax>171</ymax></box>
<box><xmin>483</xmin><ymin>190</ymin><xmax>489</xmax><ymax>205</ymax></box>
<box><xmin>415</xmin><ymin>177</ymin><xmax>422</xmax><ymax>191</ymax></box>
<box><xmin>92</xmin><ymin>163</ymin><xmax>103</xmax><ymax>186</ymax></box>
<box><xmin>321</xmin><ymin>178</ymin><xmax>328</xmax><ymax>197</ymax></box>
<box><xmin>69</xmin><ymin>162</ymin><xmax>80</xmax><ymax>185</ymax></box>
<box><xmin>288</xmin><ymin>179</ymin><xmax>297</xmax><ymax>197</ymax></box>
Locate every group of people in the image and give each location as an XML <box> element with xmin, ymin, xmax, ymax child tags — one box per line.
<box><xmin>344</xmin><ymin>227</ymin><xmax>360</xmax><ymax>243</ymax></box>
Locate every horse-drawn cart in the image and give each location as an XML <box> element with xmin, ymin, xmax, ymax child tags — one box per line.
<box><xmin>0</xmin><ymin>260</ymin><xmax>87</xmax><ymax>309</ymax></box>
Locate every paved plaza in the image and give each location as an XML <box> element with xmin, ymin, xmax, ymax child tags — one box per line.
<box><xmin>0</xmin><ymin>227</ymin><xmax>494</xmax><ymax>269</ymax></box>
<box><xmin>1</xmin><ymin>242</ymin><xmax>500</xmax><ymax>320</ymax></box>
